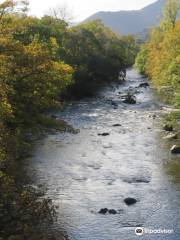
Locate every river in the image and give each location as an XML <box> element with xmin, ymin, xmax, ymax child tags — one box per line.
<box><xmin>25</xmin><ymin>68</ymin><xmax>180</xmax><ymax>240</ymax></box>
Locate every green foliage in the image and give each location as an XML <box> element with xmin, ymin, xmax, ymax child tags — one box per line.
<box><xmin>163</xmin><ymin>111</ymin><xmax>180</xmax><ymax>149</ymax></box>
<box><xmin>60</xmin><ymin>20</ymin><xmax>138</xmax><ymax>97</ymax></box>
<box><xmin>135</xmin><ymin>45</ymin><xmax>149</xmax><ymax>74</ymax></box>
<box><xmin>135</xmin><ymin>0</ymin><xmax>180</xmax><ymax>142</ymax></box>
<box><xmin>0</xmin><ymin>1</ymin><xmax>138</xmax><ymax>238</ymax></box>
<box><xmin>135</xmin><ymin>0</ymin><xmax>180</xmax><ymax>107</ymax></box>
<box><xmin>161</xmin><ymin>0</ymin><xmax>180</xmax><ymax>30</ymax></box>
<box><xmin>120</xmin><ymin>35</ymin><xmax>139</xmax><ymax>66</ymax></box>
<box><xmin>0</xmin><ymin>169</ymin><xmax>58</xmax><ymax>240</ymax></box>
<box><xmin>0</xmin><ymin>12</ymin><xmax>73</xmax><ymax>125</ymax></box>
<box><xmin>0</xmin><ymin>1</ymin><xmax>73</xmax><ymax>239</ymax></box>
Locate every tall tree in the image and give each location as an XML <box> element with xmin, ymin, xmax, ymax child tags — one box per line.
<box><xmin>161</xmin><ymin>0</ymin><xmax>180</xmax><ymax>30</ymax></box>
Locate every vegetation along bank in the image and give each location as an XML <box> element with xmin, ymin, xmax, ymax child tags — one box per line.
<box><xmin>135</xmin><ymin>0</ymin><xmax>180</xmax><ymax>150</ymax></box>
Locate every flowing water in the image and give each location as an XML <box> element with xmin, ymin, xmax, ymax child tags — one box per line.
<box><xmin>26</xmin><ymin>69</ymin><xmax>180</xmax><ymax>240</ymax></box>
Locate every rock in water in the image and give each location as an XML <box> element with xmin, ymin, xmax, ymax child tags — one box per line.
<box><xmin>112</xmin><ymin>124</ymin><xmax>122</xmax><ymax>127</ymax></box>
<box><xmin>98</xmin><ymin>133</ymin><xmax>110</xmax><ymax>136</ymax></box>
<box><xmin>98</xmin><ymin>208</ymin><xmax>108</xmax><ymax>214</ymax></box>
<box><xmin>124</xmin><ymin>198</ymin><xmax>137</xmax><ymax>206</ymax></box>
<box><xmin>171</xmin><ymin>145</ymin><xmax>180</xmax><ymax>154</ymax></box>
<box><xmin>123</xmin><ymin>93</ymin><xmax>136</xmax><ymax>104</ymax></box>
<box><xmin>123</xmin><ymin>177</ymin><xmax>150</xmax><ymax>184</ymax></box>
<box><xmin>138</xmin><ymin>82</ymin><xmax>149</xmax><ymax>88</ymax></box>
<box><xmin>108</xmin><ymin>209</ymin><xmax>117</xmax><ymax>214</ymax></box>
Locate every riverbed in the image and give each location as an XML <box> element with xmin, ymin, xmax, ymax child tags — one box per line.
<box><xmin>26</xmin><ymin>68</ymin><xmax>180</xmax><ymax>240</ymax></box>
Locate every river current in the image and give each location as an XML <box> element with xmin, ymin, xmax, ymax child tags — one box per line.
<box><xmin>26</xmin><ymin>68</ymin><xmax>180</xmax><ymax>240</ymax></box>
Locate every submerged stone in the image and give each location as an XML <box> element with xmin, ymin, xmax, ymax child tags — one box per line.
<box><xmin>123</xmin><ymin>177</ymin><xmax>150</xmax><ymax>184</ymax></box>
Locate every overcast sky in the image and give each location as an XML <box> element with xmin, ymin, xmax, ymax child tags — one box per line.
<box><xmin>28</xmin><ymin>0</ymin><xmax>158</xmax><ymax>21</ymax></box>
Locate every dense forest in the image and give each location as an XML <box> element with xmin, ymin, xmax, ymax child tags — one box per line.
<box><xmin>0</xmin><ymin>1</ymin><xmax>138</xmax><ymax>239</ymax></box>
<box><xmin>135</xmin><ymin>0</ymin><xmax>180</xmax><ymax>127</ymax></box>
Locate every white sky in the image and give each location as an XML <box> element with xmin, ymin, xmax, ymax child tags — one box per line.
<box><xmin>28</xmin><ymin>0</ymin><xmax>157</xmax><ymax>21</ymax></box>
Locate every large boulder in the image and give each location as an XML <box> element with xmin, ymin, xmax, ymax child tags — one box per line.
<box><xmin>124</xmin><ymin>197</ymin><xmax>137</xmax><ymax>206</ymax></box>
<box><xmin>171</xmin><ymin>145</ymin><xmax>180</xmax><ymax>154</ymax></box>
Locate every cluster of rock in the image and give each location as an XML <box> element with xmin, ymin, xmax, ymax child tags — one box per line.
<box><xmin>163</xmin><ymin>124</ymin><xmax>180</xmax><ymax>154</ymax></box>
<box><xmin>123</xmin><ymin>93</ymin><xmax>136</xmax><ymax>104</ymax></box>
<box><xmin>98</xmin><ymin>208</ymin><xmax>118</xmax><ymax>215</ymax></box>
<box><xmin>98</xmin><ymin>198</ymin><xmax>137</xmax><ymax>215</ymax></box>
<box><xmin>119</xmin><ymin>82</ymin><xmax>150</xmax><ymax>105</ymax></box>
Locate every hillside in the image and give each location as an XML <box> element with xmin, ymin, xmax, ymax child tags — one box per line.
<box><xmin>84</xmin><ymin>0</ymin><xmax>166</xmax><ymax>35</ymax></box>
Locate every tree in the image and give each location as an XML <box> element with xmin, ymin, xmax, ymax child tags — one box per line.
<box><xmin>121</xmin><ymin>35</ymin><xmax>139</xmax><ymax>66</ymax></box>
<box><xmin>60</xmin><ymin>20</ymin><xmax>137</xmax><ymax>97</ymax></box>
<box><xmin>135</xmin><ymin>0</ymin><xmax>180</xmax><ymax>105</ymax></box>
<box><xmin>0</xmin><ymin>1</ymin><xmax>73</xmax><ymax>126</ymax></box>
<box><xmin>135</xmin><ymin>45</ymin><xmax>149</xmax><ymax>74</ymax></box>
<box><xmin>161</xmin><ymin>0</ymin><xmax>180</xmax><ymax>30</ymax></box>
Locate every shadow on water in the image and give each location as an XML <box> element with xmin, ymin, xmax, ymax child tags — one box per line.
<box><xmin>166</xmin><ymin>159</ymin><xmax>180</xmax><ymax>184</ymax></box>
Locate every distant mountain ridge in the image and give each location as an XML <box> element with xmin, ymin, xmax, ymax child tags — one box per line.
<box><xmin>84</xmin><ymin>0</ymin><xmax>166</xmax><ymax>35</ymax></box>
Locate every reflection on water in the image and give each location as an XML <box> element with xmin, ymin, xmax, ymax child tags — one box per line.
<box><xmin>26</xmin><ymin>68</ymin><xmax>180</xmax><ymax>240</ymax></box>
<box><xmin>166</xmin><ymin>160</ymin><xmax>180</xmax><ymax>183</ymax></box>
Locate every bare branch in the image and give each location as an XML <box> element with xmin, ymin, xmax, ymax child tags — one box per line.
<box><xmin>47</xmin><ymin>3</ymin><xmax>75</xmax><ymax>24</ymax></box>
